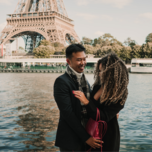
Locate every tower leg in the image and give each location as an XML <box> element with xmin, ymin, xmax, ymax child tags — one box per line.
<box><xmin>16</xmin><ymin>37</ymin><xmax>18</xmax><ymax>51</ymax></box>
<box><xmin>5</xmin><ymin>40</ymin><xmax>12</xmax><ymax>57</ymax></box>
<box><xmin>32</xmin><ymin>36</ymin><xmax>36</xmax><ymax>50</ymax></box>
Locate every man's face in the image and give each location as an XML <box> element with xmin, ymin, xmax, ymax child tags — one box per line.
<box><xmin>67</xmin><ymin>51</ymin><xmax>87</xmax><ymax>73</ymax></box>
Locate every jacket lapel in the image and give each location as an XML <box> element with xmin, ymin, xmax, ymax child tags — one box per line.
<box><xmin>65</xmin><ymin>72</ymin><xmax>79</xmax><ymax>90</ymax></box>
<box><xmin>65</xmin><ymin>72</ymin><xmax>81</xmax><ymax>118</ymax></box>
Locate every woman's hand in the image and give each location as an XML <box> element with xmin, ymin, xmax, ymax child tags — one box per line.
<box><xmin>72</xmin><ymin>91</ymin><xmax>89</xmax><ymax>105</ymax></box>
<box><xmin>116</xmin><ymin>113</ymin><xmax>119</xmax><ymax>119</ymax></box>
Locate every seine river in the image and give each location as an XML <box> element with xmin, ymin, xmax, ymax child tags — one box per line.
<box><xmin>0</xmin><ymin>73</ymin><xmax>152</xmax><ymax>152</ymax></box>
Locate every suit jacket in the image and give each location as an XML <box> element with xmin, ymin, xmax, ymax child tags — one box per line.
<box><xmin>53</xmin><ymin>72</ymin><xmax>90</xmax><ymax>151</ymax></box>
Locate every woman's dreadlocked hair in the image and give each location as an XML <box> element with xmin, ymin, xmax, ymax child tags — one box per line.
<box><xmin>93</xmin><ymin>52</ymin><xmax>129</xmax><ymax>106</ymax></box>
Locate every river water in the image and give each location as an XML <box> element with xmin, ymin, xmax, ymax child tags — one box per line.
<box><xmin>0</xmin><ymin>73</ymin><xmax>152</xmax><ymax>152</ymax></box>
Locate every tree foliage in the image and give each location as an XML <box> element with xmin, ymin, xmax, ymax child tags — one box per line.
<box><xmin>146</xmin><ymin>33</ymin><xmax>152</xmax><ymax>43</ymax></box>
<box><xmin>92</xmin><ymin>33</ymin><xmax>123</xmax><ymax>47</ymax></box>
<box><xmin>40</xmin><ymin>39</ymin><xmax>51</xmax><ymax>46</ymax></box>
<box><xmin>52</xmin><ymin>42</ymin><xmax>66</xmax><ymax>55</ymax></box>
<box><xmin>33</xmin><ymin>32</ymin><xmax>152</xmax><ymax>62</ymax></box>
<box><xmin>33</xmin><ymin>40</ymin><xmax>55</xmax><ymax>58</ymax></box>
<box><xmin>81</xmin><ymin>33</ymin><xmax>152</xmax><ymax>63</ymax></box>
<box><xmin>124</xmin><ymin>37</ymin><xmax>136</xmax><ymax>48</ymax></box>
<box><xmin>82</xmin><ymin>37</ymin><xmax>93</xmax><ymax>45</ymax></box>
<box><xmin>139</xmin><ymin>43</ymin><xmax>152</xmax><ymax>58</ymax></box>
<box><xmin>19</xmin><ymin>46</ymin><xmax>24</xmax><ymax>51</ymax></box>
<box><xmin>83</xmin><ymin>44</ymin><xmax>95</xmax><ymax>54</ymax></box>
<box><xmin>33</xmin><ymin>45</ymin><xmax>55</xmax><ymax>58</ymax></box>
<box><xmin>33</xmin><ymin>40</ymin><xmax>66</xmax><ymax>57</ymax></box>
<box><xmin>52</xmin><ymin>42</ymin><xmax>64</xmax><ymax>48</ymax></box>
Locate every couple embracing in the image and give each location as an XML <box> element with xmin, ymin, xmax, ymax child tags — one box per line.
<box><xmin>54</xmin><ymin>44</ymin><xmax>129</xmax><ymax>152</ymax></box>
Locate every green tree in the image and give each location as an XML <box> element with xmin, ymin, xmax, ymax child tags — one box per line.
<box><xmin>95</xmin><ymin>33</ymin><xmax>123</xmax><ymax>47</ymax></box>
<box><xmin>146</xmin><ymin>33</ymin><xmax>152</xmax><ymax>43</ymax></box>
<box><xmin>52</xmin><ymin>42</ymin><xmax>65</xmax><ymax>54</ymax></box>
<box><xmin>102</xmin><ymin>33</ymin><xmax>114</xmax><ymax>40</ymax></box>
<box><xmin>33</xmin><ymin>45</ymin><xmax>55</xmax><ymax>58</ymax></box>
<box><xmin>40</xmin><ymin>40</ymin><xmax>51</xmax><ymax>46</ymax></box>
<box><xmin>111</xmin><ymin>38</ymin><xmax>123</xmax><ymax>46</ymax></box>
<box><xmin>94</xmin><ymin>46</ymin><xmax>114</xmax><ymax>57</ymax></box>
<box><xmin>147</xmin><ymin>43</ymin><xmax>152</xmax><ymax>58</ymax></box>
<box><xmin>82</xmin><ymin>37</ymin><xmax>93</xmax><ymax>45</ymax></box>
<box><xmin>119</xmin><ymin>46</ymin><xmax>132</xmax><ymax>63</ymax></box>
<box><xmin>61</xmin><ymin>48</ymin><xmax>66</xmax><ymax>55</ymax></box>
<box><xmin>52</xmin><ymin>42</ymin><xmax>64</xmax><ymax>48</ymax></box>
<box><xmin>130</xmin><ymin>45</ymin><xmax>141</xmax><ymax>58</ymax></box>
<box><xmin>124</xmin><ymin>37</ymin><xmax>136</xmax><ymax>48</ymax></box>
<box><xmin>84</xmin><ymin>44</ymin><xmax>95</xmax><ymax>54</ymax></box>
<box><xmin>19</xmin><ymin>46</ymin><xmax>24</xmax><ymax>51</ymax></box>
<box><xmin>92</xmin><ymin>38</ymin><xmax>98</xmax><ymax>46</ymax></box>
<box><xmin>139</xmin><ymin>44</ymin><xmax>146</xmax><ymax>58</ymax></box>
<box><xmin>139</xmin><ymin>43</ymin><xmax>152</xmax><ymax>58</ymax></box>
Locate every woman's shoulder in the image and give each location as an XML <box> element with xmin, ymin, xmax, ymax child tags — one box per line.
<box><xmin>91</xmin><ymin>84</ymin><xmax>101</xmax><ymax>97</ymax></box>
<box><xmin>92</xmin><ymin>84</ymin><xmax>101</xmax><ymax>92</ymax></box>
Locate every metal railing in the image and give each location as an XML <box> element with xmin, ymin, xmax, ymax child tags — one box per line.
<box><xmin>0</xmin><ymin>66</ymin><xmax>95</xmax><ymax>71</ymax></box>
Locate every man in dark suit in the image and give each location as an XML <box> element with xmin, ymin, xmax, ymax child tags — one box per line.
<box><xmin>54</xmin><ymin>44</ymin><xmax>101</xmax><ymax>151</ymax></box>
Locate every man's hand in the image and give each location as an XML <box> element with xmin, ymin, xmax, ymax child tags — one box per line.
<box><xmin>86</xmin><ymin>137</ymin><xmax>103</xmax><ymax>149</ymax></box>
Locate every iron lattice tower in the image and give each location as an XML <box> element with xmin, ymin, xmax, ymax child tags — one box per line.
<box><xmin>0</xmin><ymin>0</ymin><xmax>80</xmax><ymax>54</ymax></box>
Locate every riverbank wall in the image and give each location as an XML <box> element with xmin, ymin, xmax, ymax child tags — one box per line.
<box><xmin>0</xmin><ymin>67</ymin><xmax>131</xmax><ymax>73</ymax></box>
<box><xmin>0</xmin><ymin>69</ymin><xmax>95</xmax><ymax>74</ymax></box>
<box><xmin>0</xmin><ymin>58</ymin><xmax>131</xmax><ymax>73</ymax></box>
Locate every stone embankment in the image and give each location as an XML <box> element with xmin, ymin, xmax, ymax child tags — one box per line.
<box><xmin>0</xmin><ymin>69</ymin><xmax>95</xmax><ymax>74</ymax></box>
<box><xmin>0</xmin><ymin>65</ymin><xmax>131</xmax><ymax>73</ymax></box>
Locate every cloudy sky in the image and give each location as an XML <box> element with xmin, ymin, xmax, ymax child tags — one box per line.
<box><xmin>0</xmin><ymin>0</ymin><xmax>152</xmax><ymax>49</ymax></box>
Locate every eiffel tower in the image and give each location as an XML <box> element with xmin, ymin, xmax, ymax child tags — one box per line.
<box><xmin>0</xmin><ymin>0</ymin><xmax>80</xmax><ymax>55</ymax></box>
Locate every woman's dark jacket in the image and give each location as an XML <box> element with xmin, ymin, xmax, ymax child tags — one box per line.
<box><xmin>85</xmin><ymin>85</ymin><xmax>124</xmax><ymax>152</ymax></box>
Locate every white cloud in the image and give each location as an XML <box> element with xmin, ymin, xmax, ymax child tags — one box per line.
<box><xmin>95</xmin><ymin>31</ymin><xmax>104</xmax><ymax>36</ymax></box>
<box><xmin>100</xmin><ymin>0</ymin><xmax>132</xmax><ymax>8</ymax></box>
<box><xmin>140</xmin><ymin>13</ymin><xmax>152</xmax><ymax>20</ymax></box>
<box><xmin>0</xmin><ymin>22</ymin><xmax>7</xmax><ymax>32</ymax></box>
<box><xmin>101</xmin><ymin>15</ymin><xmax>113</xmax><ymax>21</ymax></box>
<box><xmin>76</xmin><ymin>0</ymin><xmax>132</xmax><ymax>8</ymax></box>
<box><xmin>77</xmin><ymin>13</ymin><xmax>97</xmax><ymax>20</ymax></box>
<box><xmin>76</xmin><ymin>0</ymin><xmax>90</xmax><ymax>6</ymax></box>
<box><xmin>77</xmin><ymin>13</ymin><xmax>113</xmax><ymax>21</ymax></box>
<box><xmin>0</xmin><ymin>0</ymin><xmax>12</xmax><ymax>5</ymax></box>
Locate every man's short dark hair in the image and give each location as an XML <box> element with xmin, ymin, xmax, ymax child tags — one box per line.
<box><xmin>66</xmin><ymin>44</ymin><xmax>86</xmax><ymax>59</ymax></box>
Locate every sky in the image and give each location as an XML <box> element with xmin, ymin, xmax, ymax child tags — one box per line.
<box><xmin>0</xmin><ymin>0</ymin><xmax>152</xmax><ymax>50</ymax></box>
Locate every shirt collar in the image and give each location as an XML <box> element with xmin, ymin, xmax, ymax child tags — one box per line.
<box><xmin>69</xmin><ymin>66</ymin><xmax>83</xmax><ymax>79</ymax></box>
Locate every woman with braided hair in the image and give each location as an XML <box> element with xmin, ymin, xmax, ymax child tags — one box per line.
<box><xmin>73</xmin><ymin>52</ymin><xmax>129</xmax><ymax>151</ymax></box>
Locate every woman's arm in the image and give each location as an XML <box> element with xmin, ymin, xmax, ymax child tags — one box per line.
<box><xmin>85</xmin><ymin>98</ymin><xmax>124</xmax><ymax>122</ymax></box>
<box><xmin>73</xmin><ymin>90</ymin><xmax>123</xmax><ymax>122</ymax></box>
<box><xmin>94</xmin><ymin>86</ymin><xmax>103</xmax><ymax>101</ymax></box>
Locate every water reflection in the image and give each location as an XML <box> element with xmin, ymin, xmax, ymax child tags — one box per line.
<box><xmin>0</xmin><ymin>73</ymin><xmax>60</xmax><ymax>151</ymax></box>
<box><xmin>16</xmin><ymin>101</ymin><xmax>58</xmax><ymax>151</ymax></box>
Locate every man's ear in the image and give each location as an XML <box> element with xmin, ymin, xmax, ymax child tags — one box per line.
<box><xmin>66</xmin><ymin>58</ymin><xmax>70</xmax><ymax>65</ymax></box>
